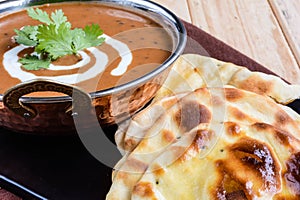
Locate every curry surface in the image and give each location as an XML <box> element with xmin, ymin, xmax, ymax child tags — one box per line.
<box><xmin>0</xmin><ymin>2</ymin><xmax>172</xmax><ymax>96</ymax></box>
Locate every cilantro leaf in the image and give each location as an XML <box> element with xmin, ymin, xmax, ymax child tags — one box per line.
<box><xmin>83</xmin><ymin>24</ymin><xmax>105</xmax><ymax>47</ymax></box>
<box><xmin>14</xmin><ymin>25</ymin><xmax>38</xmax><ymax>46</ymax></box>
<box><xmin>36</xmin><ymin>23</ymin><xmax>74</xmax><ymax>59</ymax></box>
<box><xmin>19</xmin><ymin>55</ymin><xmax>51</xmax><ymax>70</ymax></box>
<box><xmin>72</xmin><ymin>24</ymin><xmax>105</xmax><ymax>51</ymax></box>
<box><xmin>50</xmin><ymin>9</ymin><xmax>69</xmax><ymax>27</ymax></box>
<box><xmin>27</xmin><ymin>7</ymin><xmax>52</xmax><ymax>25</ymax></box>
<box><xmin>14</xmin><ymin>8</ymin><xmax>105</xmax><ymax>71</ymax></box>
<box><xmin>71</xmin><ymin>28</ymin><xmax>86</xmax><ymax>51</ymax></box>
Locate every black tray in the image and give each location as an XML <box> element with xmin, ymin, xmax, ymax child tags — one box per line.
<box><xmin>0</xmin><ymin>125</ymin><xmax>120</xmax><ymax>200</ymax></box>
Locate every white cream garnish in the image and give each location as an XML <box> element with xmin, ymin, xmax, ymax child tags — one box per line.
<box><xmin>2</xmin><ymin>34</ymin><xmax>133</xmax><ymax>84</ymax></box>
<box><xmin>48</xmin><ymin>50</ymin><xmax>90</xmax><ymax>71</ymax></box>
<box><xmin>103</xmin><ymin>34</ymin><xmax>132</xmax><ymax>76</ymax></box>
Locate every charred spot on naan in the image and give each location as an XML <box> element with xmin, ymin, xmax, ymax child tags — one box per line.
<box><xmin>225</xmin><ymin>190</ymin><xmax>248</xmax><ymax>200</ymax></box>
<box><xmin>124</xmin><ymin>138</ymin><xmax>139</xmax><ymax>152</ymax></box>
<box><xmin>252</xmin><ymin>122</ymin><xmax>299</xmax><ymax>147</ymax></box>
<box><xmin>167</xmin><ymin>146</ymin><xmax>190</xmax><ymax>164</ymax></box>
<box><xmin>284</xmin><ymin>152</ymin><xmax>300</xmax><ymax>195</ymax></box>
<box><xmin>176</xmin><ymin>129</ymin><xmax>213</xmax><ymax>162</ymax></box>
<box><xmin>275</xmin><ymin>109</ymin><xmax>293</xmax><ymax>126</ymax></box>
<box><xmin>115</xmin><ymin>171</ymin><xmax>128</xmax><ymax>179</ymax></box>
<box><xmin>234</xmin><ymin>73</ymin><xmax>273</xmax><ymax>96</ymax></box>
<box><xmin>132</xmin><ymin>182</ymin><xmax>155</xmax><ymax>198</ymax></box>
<box><xmin>213</xmin><ymin>137</ymin><xmax>281</xmax><ymax>199</ymax></box>
<box><xmin>174</xmin><ymin>100</ymin><xmax>212</xmax><ymax>133</ymax></box>
<box><xmin>224</xmin><ymin>122</ymin><xmax>243</xmax><ymax>136</ymax></box>
<box><xmin>227</xmin><ymin>137</ymin><xmax>281</xmax><ymax>194</ymax></box>
<box><xmin>224</xmin><ymin>87</ymin><xmax>246</xmax><ymax>102</ymax></box>
<box><xmin>227</xmin><ymin>106</ymin><xmax>256</xmax><ymax>124</ymax></box>
<box><xmin>124</xmin><ymin>157</ymin><xmax>148</xmax><ymax>173</ymax></box>
<box><xmin>188</xmin><ymin>129</ymin><xmax>212</xmax><ymax>151</ymax></box>
<box><xmin>211</xmin><ymin>93</ymin><xmax>225</xmax><ymax>106</ymax></box>
<box><xmin>152</xmin><ymin>163</ymin><xmax>166</xmax><ymax>177</ymax></box>
<box><xmin>214</xmin><ymin>160</ymin><xmax>249</xmax><ymax>200</ymax></box>
<box><xmin>113</xmin><ymin>171</ymin><xmax>141</xmax><ymax>190</ymax></box>
<box><xmin>162</xmin><ymin>129</ymin><xmax>176</xmax><ymax>143</ymax></box>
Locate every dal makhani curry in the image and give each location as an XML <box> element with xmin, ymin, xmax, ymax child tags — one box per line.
<box><xmin>0</xmin><ymin>2</ymin><xmax>173</xmax><ymax>96</ymax></box>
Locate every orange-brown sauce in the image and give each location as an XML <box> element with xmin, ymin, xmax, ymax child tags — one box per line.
<box><xmin>0</xmin><ymin>2</ymin><xmax>173</xmax><ymax>96</ymax></box>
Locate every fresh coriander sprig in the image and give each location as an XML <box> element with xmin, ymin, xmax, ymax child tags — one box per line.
<box><xmin>14</xmin><ymin>7</ymin><xmax>105</xmax><ymax>70</ymax></box>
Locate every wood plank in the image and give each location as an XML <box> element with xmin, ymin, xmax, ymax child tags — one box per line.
<box><xmin>269</xmin><ymin>0</ymin><xmax>300</xmax><ymax>67</ymax></box>
<box><xmin>186</xmin><ymin>0</ymin><xmax>300</xmax><ymax>84</ymax></box>
<box><xmin>151</xmin><ymin>0</ymin><xmax>192</xmax><ymax>23</ymax></box>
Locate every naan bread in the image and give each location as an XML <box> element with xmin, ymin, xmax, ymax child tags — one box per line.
<box><xmin>116</xmin><ymin>86</ymin><xmax>300</xmax><ymax>154</ymax></box>
<box><xmin>132</xmin><ymin>122</ymin><xmax>300</xmax><ymax>199</ymax></box>
<box><xmin>106</xmin><ymin>87</ymin><xmax>300</xmax><ymax>200</ymax></box>
<box><xmin>115</xmin><ymin>93</ymin><xmax>188</xmax><ymax>154</ymax></box>
<box><xmin>115</xmin><ymin>54</ymin><xmax>300</xmax><ymax>154</ymax></box>
<box><xmin>154</xmin><ymin>54</ymin><xmax>300</xmax><ymax>104</ymax></box>
<box><xmin>107</xmin><ymin>54</ymin><xmax>300</xmax><ymax>200</ymax></box>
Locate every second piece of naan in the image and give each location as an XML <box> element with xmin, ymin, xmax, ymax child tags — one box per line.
<box><xmin>154</xmin><ymin>54</ymin><xmax>300</xmax><ymax>104</ymax></box>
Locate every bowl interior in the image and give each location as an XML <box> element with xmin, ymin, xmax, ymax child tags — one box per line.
<box><xmin>0</xmin><ymin>0</ymin><xmax>186</xmax><ymax>102</ymax></box>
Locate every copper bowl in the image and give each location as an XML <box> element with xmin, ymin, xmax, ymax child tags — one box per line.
<box><xmin>0</xmin><ymin>0</ymin><xmax>186</xmax><ymax>135</ymax></box>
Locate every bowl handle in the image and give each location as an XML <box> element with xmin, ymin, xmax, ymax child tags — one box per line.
<box><xmin>2</xmin><ymin>79</ymin><xmax>92</xmax><ymax>119</ymax></box>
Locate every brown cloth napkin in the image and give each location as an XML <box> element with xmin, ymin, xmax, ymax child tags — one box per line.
<box><xmin>182</xmin><ymin>20</ymin><xmax>278</xmax><ymax>77</ymax></box>
<box><xmin>0</xmin><ymin>21</ymin><xmax>284</xmax><ymax>200</ymax></box>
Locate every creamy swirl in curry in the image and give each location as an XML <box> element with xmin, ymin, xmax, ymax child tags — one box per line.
<box><xmin>0</xmin><ymin>2</ymin><xmax>173</xmax><ymax>96</ymax></box>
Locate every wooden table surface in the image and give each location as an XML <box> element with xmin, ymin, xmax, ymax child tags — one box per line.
<box><xmin>152</xmin><ymin>0</ymin><xmax>300</xmax><ymax>84</ymax></box>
